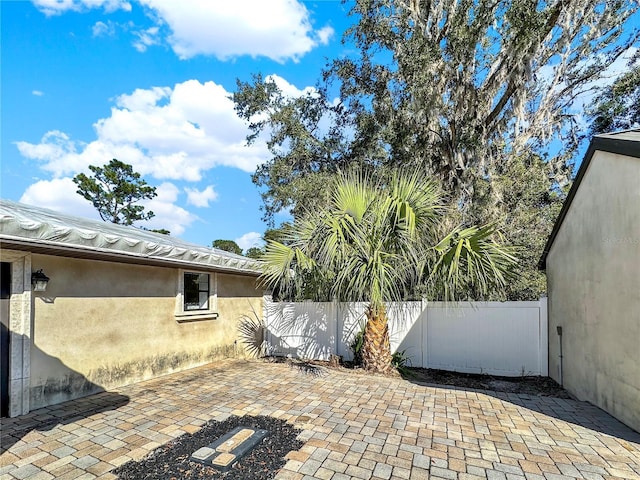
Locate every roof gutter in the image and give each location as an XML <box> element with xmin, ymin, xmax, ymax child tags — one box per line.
<box><xmin>0</xmin><ymin>236</ymin><xmax>263</xmax><ymax>277</ymax></box>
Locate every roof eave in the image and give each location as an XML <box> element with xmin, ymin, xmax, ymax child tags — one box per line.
<box><xmin>0</xmin><ymin>236</ymin><xmax>263</xmax><ymax>277</ymax></box>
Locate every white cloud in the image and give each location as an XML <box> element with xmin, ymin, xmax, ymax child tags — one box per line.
<box><xmin>316</xmin><ymin>26</ymin><xmax>334</xmax><ymax>45</ymax></box>
<box><xmin>15</xmin><ymin>79</ymin><xmax>271</xmax><ymax>180</ymax></box>
<box><xmin>132</xmin><ymin>26</ymin><xmax>160</xmax><ymax>52</ymax></box>
<box><xmin>32</xmin><ymin>90</ymin><xmax>44</xmax><ymax>96</ymax></box>
<box><xmin>92</xmin><ymin>20</ymin><xmax>116</xmax><ymax>37</ymax></box>
<box><xmin>266</xmin><ymin>74</ymin><xmax>318</xmax><ymax>98</ymax></box>
<box><xmin>15</xmin><ymin>76</ymin><xmax>317</xmax><ymax>241</ymax></box>
<box><xmin>33</xmin><ymin>0</ymin><xmax>333</xmax><ymax>62</ymax></box>
<box><xmin>19</xmin><ymin>178</ymin><xmax>196</xmax><ymax>237</ymax></box>
<box><xmin>235</xmin><ymin>231</ymin><xmax>263</xmax><ymax>251</ymax></box>
<box><xmin>33</xmin><ymin>0</ymin><xmax>131</xmax><ymax>16</ymax></box>
<box><xmin>20</xmin><ymin>177</ymin><xmax>101</xmax><ymax>220</ymax></box>
<box><xmin>115</xmin><ymin>86</ymin><xmax>170</xmax><ymax>110</ymax></box>
<box><xmin>142</xmin><ymin>182</ymin><xmax>197</xmax><ymax>236</ymax></box>
<box><xmin>16</xmin><ymin>130</ymin><xmax>150</xmax><ymax>180</ymax></box>
<box><xmin>141</xmin><ymin>0</ymin><xmax>334</xmax><ymax>62</ymax></box>
<box><xmin>185</xmin><ymin>185</ymin><xmax>218</xmax><ymax>207</ymax></box>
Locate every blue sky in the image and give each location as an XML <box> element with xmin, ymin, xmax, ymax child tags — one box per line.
<box><xmin>1</xmin><ymin>1</ymin><xmax>638</xmax><ymax>252</ymax></box>
<box><xmin>1</xmin><ymin>0</ymin><xmax>352</xmax><ymax>250</ymax></box>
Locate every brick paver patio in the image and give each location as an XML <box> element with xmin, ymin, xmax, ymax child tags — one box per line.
<box><xmin>1</xmin><ymin>359</ymin><xmax>639</xmax><ymax>480</ymax></box>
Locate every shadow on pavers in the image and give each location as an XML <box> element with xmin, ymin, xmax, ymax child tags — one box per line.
<box><xmin>404</xmin><ymin>370</ymin><xmax>640</xmax><ymax>445</ymax></box>
<box><xmin>1</xmin><ymin>323</ymin><xmax>131</xmax><ymax>453</ymax></box>
<box><xmin>1</xmin><ymin>390</ymin><xmax>130</xmax><ymax>453</ymax></box>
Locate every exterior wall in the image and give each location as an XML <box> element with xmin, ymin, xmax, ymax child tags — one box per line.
<box><xmin>29</xmin><ymin>254</ymin><xmax>262</xmax><ymax>410</ymax></box>
<box><xmin>547</xmin><ymin>150</ymin><xmax>640</xmax><ymax>432</ymax></box>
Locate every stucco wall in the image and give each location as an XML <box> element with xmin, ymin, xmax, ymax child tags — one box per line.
<box><xmin>29</xmin><ymin>254</ymin><xmax>262</xmax><ymax>409</ymax></box>
<box><xmin>547</xmin><ymin>150</ymin><xmax>640</xmax><ymax>432</ymax></box>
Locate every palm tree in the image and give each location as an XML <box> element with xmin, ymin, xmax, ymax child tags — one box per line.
<box><xmin>261</xmin><ymin>170</ymin><xmax>517</xmax><ymax>374</ymax></box>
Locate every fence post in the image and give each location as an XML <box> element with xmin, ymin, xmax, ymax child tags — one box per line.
<box><xmin>263</xmin><ymin>293</ymin><xmax>273</xmax><ymax>352</ymax></box>
<box><xmin>334</xmin><ymin>299</ymin><xmax>339</xmax><ymax>356</ymax></box>
<box><xmin>421</xmin><ymin>297</ymin><xmax>427</xmax><ymax>369</ymax></box>
<box><xmin>539</xmin><ymin>296</ymin><xmax>549</xmax><ymax>376</ymax></box>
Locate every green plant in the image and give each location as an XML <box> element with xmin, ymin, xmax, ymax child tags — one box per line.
<box><xmin>260</xmin><ymin>169</ymin><xmax>517</xmax><ymax>374</ymax></box>
<box><xmin>391</xmin><ymin>350</ymin><xmax>413</xmax><ymax>377</ymax></box>
<box><xmin>350</xmin><ymin>326</ymin><xmax>366</xmax><ymax>366</ymax></box>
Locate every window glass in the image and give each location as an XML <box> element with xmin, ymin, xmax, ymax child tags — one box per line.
<box><xmin>198</xmin><ymin>291</ymin><xmax>208</xmax><ymax>309</ymax></box>
<box><xmin>184</xmin><ymin>272</ymin><xmax>209</xmax><ymax>311</ymax></box>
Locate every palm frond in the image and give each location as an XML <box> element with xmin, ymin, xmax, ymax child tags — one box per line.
<box><xmin>261</xmin><ymin>170</ymin><xmax>517</xmax><ymax>304</ymax></box>
<box><xmin>238</xmin><ymin>306</ymin><xmax>266</xmax><ymax>358</ymax></box>
<box><xmin>260</xmin><ymin>240</ymin><xmax>317</xmax><ymax>298</ymax></box>
<box><xmin>431</xmin><ymin>224</ymin><xmax>518</xmax><ymax>301</ymax></box>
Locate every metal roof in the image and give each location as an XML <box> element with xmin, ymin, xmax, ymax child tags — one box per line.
<box><xmin>0</xmin><ymin>199</ymin><xmax>262</xmax><ymax>276</ymax></box>
<box><xmin>539</xmin><ymin>129</ymin><xmax>640</xmax><ymax>270</ymax></box>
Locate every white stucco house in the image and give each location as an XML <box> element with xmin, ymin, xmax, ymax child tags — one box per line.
<box><xmin>540</xmin><ymin>129</ymin><xmax>640</xmax><ymax>432</ymax></box>
<box><xmin>0</xmin><ymin>200</ymin><xmax>263</xmax><ymax>418</ymax></box>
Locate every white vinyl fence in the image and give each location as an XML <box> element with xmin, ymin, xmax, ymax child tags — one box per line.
<box><xmin>263</xmin><ymin>298</ymin><xmax>548</xmax><ymax>377</ymax></box>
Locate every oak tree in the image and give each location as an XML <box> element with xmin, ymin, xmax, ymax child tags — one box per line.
<box><xmin>588</xmin><ymin>65</ymin><xmax>640</xmax><ymax>135</ymax></box>
<box><xmin>234</xmin><ymin>0</ymin><xmax>638</xmax><ymax>299</ymax></box>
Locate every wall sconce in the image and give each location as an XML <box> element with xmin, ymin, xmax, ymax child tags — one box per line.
<box><xmin>31</xmin><ymin>270</ymin><xmax>50</xmax><ymax>292</ymax></box>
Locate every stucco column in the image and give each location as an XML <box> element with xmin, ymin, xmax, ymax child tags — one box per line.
<box><xmin>1</xmin><ymin>250</ymin><xmax>32</xmax><ymax>416</ymax></box>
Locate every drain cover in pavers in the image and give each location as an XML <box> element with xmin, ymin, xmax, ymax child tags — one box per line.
<box><xmin>190</xmin><ymin>426</ymin><xmax>269</xmax><ymax>471</ymax></box>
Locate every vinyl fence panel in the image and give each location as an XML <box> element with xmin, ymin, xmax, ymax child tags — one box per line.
<box><xmin>336</xmin><ymin>302</ymin><xmax>366</xmax><ymax>361</ymax></box>
<box><xmin>335</xmin><ymin>302</ymin><xmax>423</xmax><ymax>363</ymax></box>
<box><xmin>425</xmin><ymin>302</ymin><xmax>545</xmax><ymax>376</ymax></box>
<box><xmin>386</xmin><ymin>302</ymin><xmax>424</xmax><ymax>367</ymax></box>
<box><xmin>263</xmin><ymin>301</ymin><xmax>337</xmax><ymax>361</ymax></box>
<box><xmin>263</xmin><ymin>297</ymin><xmax>548</xmax><ymax>376</ymax></box>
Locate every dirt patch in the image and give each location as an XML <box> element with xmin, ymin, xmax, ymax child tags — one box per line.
<box><xmin>405</xmin><ymin>367</ymin><xmax>571</xmax><ymax>398</ymax></box>
<box><xmin>272</xmin><ymin>357</ymin><xmax>570</xmax><ymax>398</ymax></box>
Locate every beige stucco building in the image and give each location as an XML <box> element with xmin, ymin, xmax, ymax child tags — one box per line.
<box><xmin>0</xmin><ymin>200</ymin><xmax>263</xmax><ymax>417</ymax></box>
<box><xmin>540</xmin><ymin>129</ymin><xmax>640</xmax><ymax>433</ymax></box>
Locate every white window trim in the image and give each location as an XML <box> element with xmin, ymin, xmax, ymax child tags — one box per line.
<box><xmin>175</xmin><ymin>270</ymin><xmax>218</xmax><ymax>322</ymax></box>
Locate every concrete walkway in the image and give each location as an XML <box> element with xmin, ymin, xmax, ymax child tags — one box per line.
<box><xmin>1</xmin><ymin>359</ymin><xmax>639</xmax><ymax>480</ymax></box>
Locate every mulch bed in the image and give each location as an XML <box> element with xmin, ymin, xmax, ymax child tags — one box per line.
<box><xmin>404</xmin><ymin>367</ymin><xmax>571</xmax><ymax>398</ymax></box>
<box><xmin>114</xmin><ymin>415</ymin><xmax>303</xmax><ymax>480</ymax></box>
<box><xmin>276</xmin><ymin>357</ymin><xmax>570</xmax><ymax>398</ymax></box>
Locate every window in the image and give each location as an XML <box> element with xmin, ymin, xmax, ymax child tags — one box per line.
<box><xmin>184</xmin><ymin>272</ymin><xmax>209</xmax><ymax>311</ymax></box>
<box><xmin>176</xmin><ymin>270</ymin><xmax>218</xmax><ymax>321</ymax></box>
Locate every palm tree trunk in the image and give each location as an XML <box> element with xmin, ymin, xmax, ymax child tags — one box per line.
<box><xmin>361</xmin><ymin>304</ymin><xmax>394</xmax><ymax>374</ymax></box>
